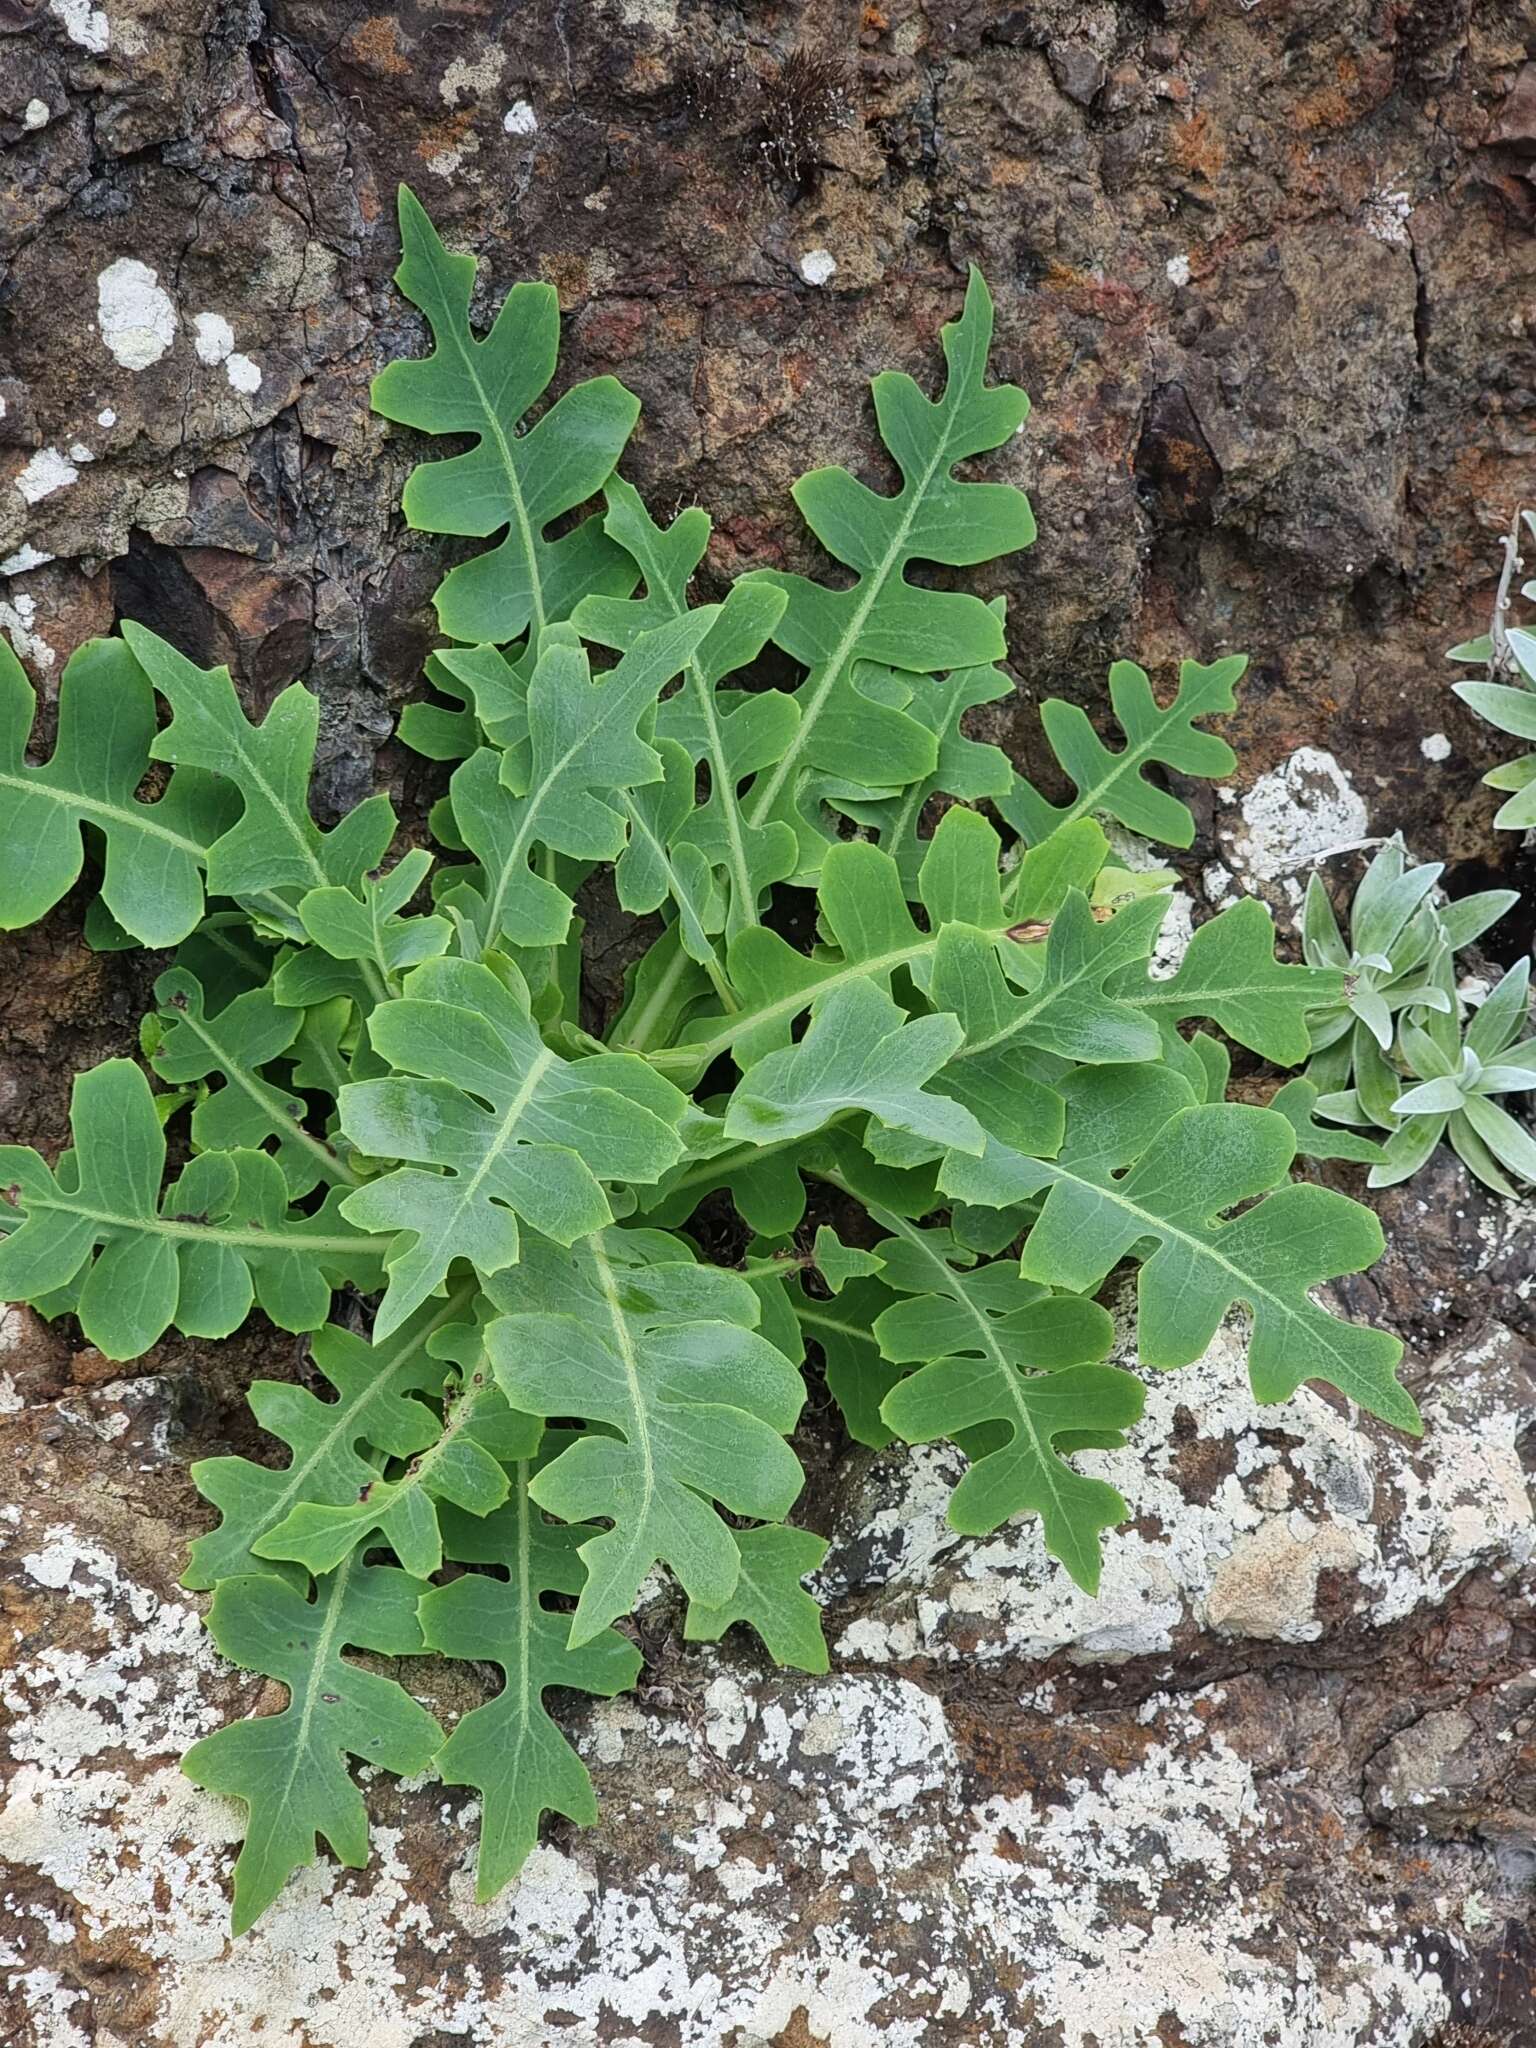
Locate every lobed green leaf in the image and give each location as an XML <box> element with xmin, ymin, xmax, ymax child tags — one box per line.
<box><xmin>372</xmin><ymin>186</ymin><xmax>639</xmax><ymax>645</ymax></box>
<box><xmin>181</xmin><ymin>1553</ymin><xmax>442</xmax><ymax>1936</ymax></box>
<box><xmin>0</xmin><ymin>637</ymin><xmax>231</xmax><ymax>946</ymax></box>
<box><xmin>0</xmin><ymin>1061</ymin><xmax>379</xmax><ymax>1360</ymax></box>
<box><xmin>998</xmin><ymin>655</ymin><xmax>1243</xmax><ymax>860</ymax></box>
<box><xmin>735</xmin><ymin>269</ymin><xmax>1034</xmax><ymax>881</ymax></box>
<box><xmin>419</xmin><ymin>1464</ymin><xmax>643</xmax><ymax>1901</ymax></box>
<box><xmin>484</xmin><ymin>1229</ymin><xmax>806</xmax><ymax>1644</ymax></box>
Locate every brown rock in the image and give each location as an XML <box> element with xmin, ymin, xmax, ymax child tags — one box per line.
<box><xmin>1487</xmin><ymin>61</ymin><xmax>1536</xmax><ymax>153</ymax></box>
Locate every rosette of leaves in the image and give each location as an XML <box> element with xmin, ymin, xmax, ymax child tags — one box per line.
<box><xmin>0</xmin><ymin>186</ymin><xmax>1418</xmax><ymax>1936</ymax></box>
<box><xmin>1316</xmin><ymin>958</ymin><xmax>1536</xmax><ymax>1194</ymax></box>
<box><xmin>1302</xmin><ymin>839</ymin><xmax>1532</xmax><ymax>1192</ymax></box>
<box><xmin>1300</xmin><ymin>837</ymin><xmax>1515</xmax><ymax>1099</ymax></box>
<box><xmin>1448</xmin><ymin>508</ymin><xmax>1536</xmax><ymax>830</ymax></box>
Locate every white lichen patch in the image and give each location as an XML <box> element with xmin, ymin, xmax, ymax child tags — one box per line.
<box><xmin>191</xmin><ymin>310</ymin><xmax>235</xmax><ymax>364</ymax></box>
<box><xmin>1</xmin><ymin>542</ymin><xmax>56</xmax><ymax>576</ymax></box>
<box><xmin>1419</xmin><ymin>732</ymin><xmax>1452</xmax><ymax>762</ymax></box>
<box><xmin>800</xmin><ymin>248</ymin><xmax>838</xmax><ymax>287</ymax></box>
<box><xmin>611</xmin><ymin>0</ymin><xmax>679</xmax><ymax>24</ymax></box>
<box><xmin>440</xmin><ymin>48</ymin><xmax>506</xmax><ymax>107</ymax></box>
<box><xmin>14</xmin><ymin>447</ymin><xmax>78</xmax><ymax>505</ymax></box>
<box><xmin>96</xmin><ymin>259</ymin><xmax>177</xmax><ymax>371</ymax></box>
<box><xmin>503</xmin><ymin>100</ymin><xmax>538</xmax><ymax>136</ymax></box>
<box><xmin>0</xmin><ymin>1549</ymin><xmax>1467</xmax><ymax>2048</ymax></box>
<box><xmin>964</xmin><ymin>1690</ymin><xmax>1452</xmax><ymax>2048</ymax></box>
<box><xmin>1370</xmin><ymin>1324</ymin><xmax>1536</xmax><ymax>1622</ymax></box>
<box><xmin>49</xmin><ymin>0</ymin><xmax>109</xmax><ymax>52</ymax></box>
<box><xmin>4</xmin><ymin>1527</ymin><xmax>223</xmax><ymax>1765</ymax></box>
<box><xmin>1219</xmin><ymin>746</ymin><xmax>1369</xmax><ymax>905</ymax></box>
<box><xmin>1</xmin><ymin>592</ymin><xmax>57</xmax><ymax>670</ymax></box>
<box><xmin>23</xmin><ymin>98</ymin><xmax>51</xmax><ymax>131</ymax></box>
<box><xmin>1101</xmin><ymin>823</ymin><xmax>1194</xmax><ymax>976</ymax></box>
<box><xmin>191</xmin><ymin>311</ymin><xmax>263</xmax><ymax>395</ymax></box>
<box><xmin>426</xmin><ymin>139</ymin><xmax>479</xmax><ymax>180</ymax></box>
<box><xmin>1203</xmin><ymin>858</ymin><xmax>1239</xmax><ymax>906</ymax></box>
<box><xmin>1149</xmin><ymin>889</ymin><xmax>1196</xmax><ymax>976</ymax></box>
<box><xmin>827</xmin><ymin>1312</ymin><xmax>1536</xmax><ymax>1665</ymax></box>
<box><xmin>1362</xmin><ymin>188</ymin><xmax>1412</xmax><ymax>245</ymax></box>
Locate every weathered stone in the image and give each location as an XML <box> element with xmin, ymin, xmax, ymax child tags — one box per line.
<box><xmin>1047</xmin><ymin>41</ymin><xmax>1106</xmax><ymax>108</ymax></box>
<box><xmin>1364</xmin><ymin>1688</ymin><xmax>1536</xmax><ymax>1852</ymax></box>
<box><xmin>821</xmin><ymin>1315</ymin><xmax>1536</xmax><ymax>1665</ymax></box>
<box><xmin>0</xmin><ymin>1440</ymin><xmax>1524</xmax><ymax>2048</ymax></box>
<box><xmin>1487</xmin><ymin>61</ymin><xmax>1536</xmax><ymax>153</ymax></box>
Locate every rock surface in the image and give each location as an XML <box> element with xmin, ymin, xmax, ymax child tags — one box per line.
<box><xmin>2</xmin><ymin>2</ymin><xmax>1536</xmax><ymax>2045</ymax></box>
<box><xmin>2</xmin><ymin>1355</ymin><xmax>1533</xmax><ymax>2047</ymax></box>
<box><xmin>822</xmin><ymin>1315</ymin><xmax>1536</xmax><ymax>1666</ymax></box>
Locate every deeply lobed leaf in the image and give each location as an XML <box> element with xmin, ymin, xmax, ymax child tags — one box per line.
<box><xmin>998</xmin><ymin>655</ymin><xmax>1244</xmax><ymax>860</ymax></box>
<box><xmin>181</xmin><ymin>1553</ymin><xmax>443</xmax><ymax>1936</ymax></box>
<box><xmin>124</xmin><ymin>623</ymin><xmax>396</xmax><ymax>925</ymax></box>
<box><xmin>338</xmin><ymin>957</ymin><xmax>690</xmax><ymax>1336</ymax></box>
<box><xmin>734</xmin><ymin>269</ymin><xmax>1034</xmax><ymax>881</ymax></box>
<box><xmin>255</xmin><ymin>1318</ymin><xmax>538</xmax><ymax>1580</ymax></box>
<box><xmin>445</xmin><ymin>616</ymin><xmax>717</xmax><ymax>954</ymax></box>
<box><xmin>575</xmin><ymin>478</ymin><xmax>796</xmax><ymax>940</ymax></box>
<box><xmin>0</xmin><ymin>637</ymin><xmax>230</xmax><ymax>946</ymax></box>
<box><xmin>942</xmin><ymin>1073</ymin><xmax>1417</xmax><ymax>1430</ymax></box>
<box><xmin>0</xmin><ymin>1061</ymin><xmax>378</xmax><ymax>1360</ymax></box>
<box><xmin>419</xmin><ymin>1468</ymin><xmax>642</xmax><ymax>1899</ymax></box>
<box><xmin>483</xmin><ymin>1229</ymin><xmax>806</xmax><ymax>1643</ymax></box>
<box><xmin>372</xmin><ymin>185</ymin><xmax>640</xmax><ymax>645</ymax></box>
<box><xmin>184</xmin><ymin>1291</ymin><xmax>477</xmax><ymax>1589</ymax></box>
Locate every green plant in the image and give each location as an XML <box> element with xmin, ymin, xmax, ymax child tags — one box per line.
<box><xmin>1449</xmin><ymin>507</ymin><xmax>1536</xmax><ymax>830</ymax></box>
<box><xmin>0</xmin><ymin>189</ymin><xmax>1415</xmax><ymax>1934</ymax></box>
<box><xmin>1317</xmin><ymin>957</ymin><xmax>1536</xmax><ymax>1194</ymax></box>
<box><xmin>1303</xmin><ymin>840</ymin><xmax>1534</xmax><ymax>1194</ymax></box>
<box><xmin>1301</xmin><ymin>838</ymin><xmax>1515</xmax><ymax>1094</ymax></box>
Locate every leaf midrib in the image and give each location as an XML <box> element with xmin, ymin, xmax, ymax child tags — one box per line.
<box><xmin>449</xmin><ymin>321</ymin><xmax>547</xmax><ymax>641</ymax></box>
<box><xmin>478</xmin><ymin>701</ymin><xmax>624</xmax><ymax>946</ymax></box>
<box><xmin>589</xmin><ymin>1232</ymin><xmax>657</xmax><ymax>1614</ymax></box>
<box><xmin>744</xmin><ymin>409</ymin><xmax>959</xmax><ymax>830</ymax></box>
<box><xmin>265</xmin><ymin>1547</ymin><xmax>358</xmax><ymax>1879</ymax></box>
<box><xmin>176</xmin><ymin>1003</ymin><xmax>360</xmax><ymax>1189</ymax></box>
<box><xmin>472</xmin><ymin>1044</ymin><xmax>555</xmax><ymax>1194</ymax></box>
<box><xmin>638</xmin><ymin>544</ymin><xmax>760</xmax><ymax>948</ymax></box>
<box><xmin>1001</xmin><ymin>709</ymin><xmax>1198</xmax><ymax>913</ymax></box>
<box><xmin>246</xmin><ymin>1285</ymin><xmax>474</xmax><ymax>1553</ymax></box>
<box><xmin>867</xmin><ymin>1204</ymin><xmax>1080</xmax><ymax>1550</ymax></box>
<box><xmin>16</xmin><ymin>1188</ymin><xmax>366</xmax><ymax>1254</ymax></box>
<box><xmin>795</xmin><ymin>1302</ymin><xmax>880</xmax><ymax>1344</ymax></box>
<box><xmin>1025</xmin><ymin>1153</ymin><xmax>1384</xmax><ymax>1401</ymax></box>
<box><xmin>680</xmin><ymin>921</ymin><xmax>1083</xmax><ymax>1066</ymax></box>
<box><xmin>0</xmin><ymin>767</ymin><xmax>208</xmax><ymax>855</ymax></box>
